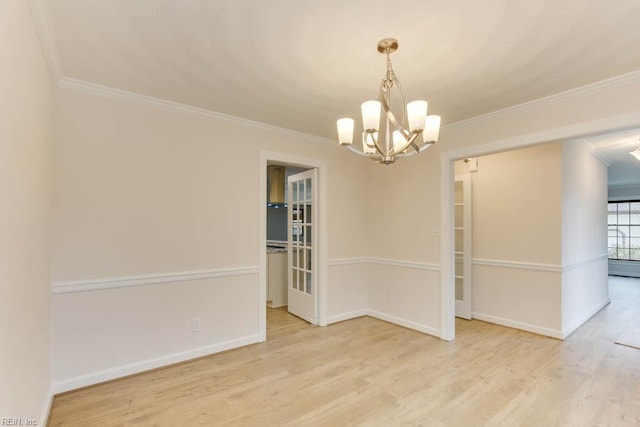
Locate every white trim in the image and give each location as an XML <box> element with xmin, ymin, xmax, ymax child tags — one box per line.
<box><xmin>328</xmin><ymin>309</ymin><xmax>441</xmax><ymax>338</ymax></box>
<box><xmin>367</xmin><ymin>310</ymin><xmax>440</xmax><ymax>338</ymax></box>
<box><xmin>472</xmin><ymin>258</ymin><xmax>562</xmax><ymax>273</ymax></box>
<box><xmin>28</xmin><ymin>0</ymin><xmax>63</xmax><ymax>83</ymax></box>
<box><xmin>367</xmin><ymin>257</ymin><xmax>440</xmax><ymax>271</ymax></box>
<box><xmin>327</xmin><ymin>309</ymin><xmax>368</xmax><ymax>324</ymax></box>
<box><xmin>563</xmin><ymin>254</ymin><xmax>609</xmax><ymax>272</ymax></box>
<box><xmin>443</xmin><ymin>113</ymin><xmax>640</xmax><ymax>163</ymax></box>
<box><xmin>561</xmin><ymin>298</ymin><xmax>610</xmax><ymax>339</ymax></box>
<box><xmin>39</xmin><ymin>387</ymin><xmax>54</xmax><ymax>426</ymax></box>
<box><xmin>471</xmin><ymin>312</ymin><xmax>563</xmax><ymax>340</ymax></box>
<box><xmin>327</xmin><ymin>257</ymin><xmax>440</xmax><ymax>271</ymax></box>
<box><xmin>327</xmin><ymin>257</ymin><xmax>369</xmax><ymax>267</ymax></box>
<box><xmin>577</xmin><ymin>138</ymin><xmax>613</xmax><ymax>167</ymax></box>
<box><xmin>466</xmin><ymin>255</ymin><xmax>608</xmax><ymax>273</ymax></box>
<box><xmin>51</xmin><ymin>334</ymin><xmax>260</xmax><ymax>394</ymax></box>
<box><xmin>440</xmin><ymin>154</ymin><xmax>456</xmax><ymax>341</ymax></box>
<box><xmin>444</xmin><ymin>71</ymin><xmax>640</xmax><ymax>131</ymax></box>
<box><xmin>259</xmin><ymin>151</ymin><xmax>328</xmax><ymax>337</ymax></box>
<box><xmin>51</xmin><ymin>266</ymin><xmax>259</xmax><ymax>294</ymax></box>
<box><xmin>58</xmin><ymin>78</ymin><xmax>334</xmax><ymax>146</ymax></box>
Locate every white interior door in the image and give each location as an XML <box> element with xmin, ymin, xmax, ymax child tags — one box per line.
<box><xmin>455</xmin><ymin>174</ymin><xmax>472</xmax><ymax>320</ymax></box>
<box><xmin>287</xmin><ymin>169</ymin><xmax>317</xmax><ymax>324</ymax></box>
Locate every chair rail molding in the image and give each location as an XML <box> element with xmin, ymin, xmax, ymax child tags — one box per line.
<box><xmin>51</xmin><ymin>266</ymin><xmax>259</xmax><ymax>294</ymax></box>
<box><xmin>328</xmin><ymin>257</ymin><xmax>440</xmax><ymax>271</ymax></box>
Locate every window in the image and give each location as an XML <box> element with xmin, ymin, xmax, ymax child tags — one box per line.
<box><xmin>608</xmin><ymin>201</ymin><xmax>640</xmax><ymax>261</ymax></box>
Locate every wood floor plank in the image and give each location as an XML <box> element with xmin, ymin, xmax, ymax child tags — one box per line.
<box><xmin>49</xmin><ymin>277</ymin><xmax>640</xmax><ymax>426</ymax></box>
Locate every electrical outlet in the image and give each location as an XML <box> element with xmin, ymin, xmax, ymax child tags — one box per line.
<box><xmin>192</xmin><ymin>317</ymin><xmax>201</xmax><ymax>333</ymax></box>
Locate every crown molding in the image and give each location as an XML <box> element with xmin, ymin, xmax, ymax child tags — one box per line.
<box><xmin>28</xmin><ymin>0</ymin><xmax>63</xmax><ymax>83</ymax></box>
<box><xmin>444</xmin><ymin>70</ymin><xmax>640</xmax><ymax>131</ymax></box>
<box><xmin>572</xmin><ymin>138</ymin><xmax>612</xmax><ymax>167</ymax></box>
<box><xmin>28</xmin><ymin>0</ymin><xmax>640</xmax><ymax>144</ymax></box>
<box><xmin>56</xmin><ymin>77</ymin><xmax>335</xmax><ymax>145</ymax></box>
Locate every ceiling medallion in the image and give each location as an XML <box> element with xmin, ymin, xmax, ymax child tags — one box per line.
<box><xmin>337</xmin><ymin>38</ymin><xmax>441</xmax><ymax>165</ymax></box>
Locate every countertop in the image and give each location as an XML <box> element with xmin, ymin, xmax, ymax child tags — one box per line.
<box><xmin>267</xmin><ymin>240</ymin><xmax>288</xmax><ymax>254</ymax></box>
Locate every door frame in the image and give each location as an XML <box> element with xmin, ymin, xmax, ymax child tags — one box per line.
<box><xmin>259</xmin><ymin>151</ymin><xmax>327</xmax><ymax>342</ymax></box>
<box><xmin>439</xmin><ymin>113</ymin><xmax>640</xmax><ymax>341</ymax></box>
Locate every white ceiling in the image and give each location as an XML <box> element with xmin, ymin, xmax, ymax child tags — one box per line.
<box><xmin>46</xmin><ymin>0</ymin><xmax>640</xmax><ymax>139</ymax></box>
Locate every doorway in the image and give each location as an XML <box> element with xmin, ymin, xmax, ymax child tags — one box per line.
<box><xmin>259</xmin><ymin>151</ymin><xmax>327</xmax><ymax>342</ymax></box>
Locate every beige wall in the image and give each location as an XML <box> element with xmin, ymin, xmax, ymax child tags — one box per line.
<box><xmin>0</xmin><ymin>0</ymin><xmax>53</xmax><ymax>421</ymax></box>
<box><xmin>456</xmin><ymin>144</ymin><xmax>564</xmax><ymax>334</ymax></box>
<box><xmin>466</xmin><ymin>143</ymin><xmax>563</xmax><ymax>264</ymax></box>
<box><xmin>452</xmin><ymin>141</ymin><xmax>608</xmax><ymax>337</ymax></box>
<box><xmin>49</xmin><ymin>26</ymin><xmax>640</xmax><ymax>388</ymax></box>
<box><xmin>52</xmin><ymin>90</ymin><xmax>369</xmax><ymax>279</ymax></box>
<box><xmin>364</xmin><ymin>72</ymin><xmax>640</xmax><ymax>338</ymax></box>
<box><xmin>51</xmin><ymin>88</ymin><xmax>371</xmax><ymax>388</ymax></box>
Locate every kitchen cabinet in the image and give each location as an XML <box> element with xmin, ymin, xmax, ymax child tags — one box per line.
<box><xmin>267</xmin><ymin>251</ymin><xmax>287</xmax><ymax>308</ymax></box>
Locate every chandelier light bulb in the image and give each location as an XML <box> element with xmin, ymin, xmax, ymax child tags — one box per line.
<box><xmin>363</xmin><ymin>132</ymin><xmax>378</xmax><ymax>154</ymax></box>
<box><xmin>393</xmin><ymin>130</ymin><xmax>408</xmax><ymax>153</ymax></box>
<box><xmin>361</xmin><ymin>100</ymin><xmax>381</xmax><ymax>132</ymax></box>
<box><xmin>336</xmin><ymin>118</ymin><xmax>354</xmax><ymax>145</ymax></box>
<box><xmin>407</xmin><ymin>100</ymin><xmax>428</xmax><ymax>132</ymax></box>
<box><xmin>423</xmin><ymin>115</ymin><xmax>441</xmax><ymax>143</ymax></box>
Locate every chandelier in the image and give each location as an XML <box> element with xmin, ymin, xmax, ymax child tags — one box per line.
<box><xmin>336</xmin><ymin>38</ymin><xmax>441</xmax><ymax>165</ymax></box>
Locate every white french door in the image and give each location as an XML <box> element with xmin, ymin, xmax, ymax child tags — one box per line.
<box><xmin>287</xmin><ymin>169</ymin><xmax>318</xmax><ymax>324</ymax></box>
<box><xmin>454</xmin><ymin>174</ymin><xmax>472</xmax><ymax>320</ymax></box>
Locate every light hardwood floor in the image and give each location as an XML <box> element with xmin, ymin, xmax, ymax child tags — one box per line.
<box><xmin>48</xmin><ymin>277</ymin><xmax>640</xmax><ymax>426</ymax></box>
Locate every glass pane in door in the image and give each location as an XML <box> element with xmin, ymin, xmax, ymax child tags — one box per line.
<box><xmin>289</xmin><ymin>173</ymin><xmax>314</xmax><ymax>297</ymax></box>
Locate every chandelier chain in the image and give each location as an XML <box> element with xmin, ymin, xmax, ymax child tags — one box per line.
<box><xmin>384</xmin><ymin>53</ymin><xmax>398</xmax><ymax>89</ymax></box>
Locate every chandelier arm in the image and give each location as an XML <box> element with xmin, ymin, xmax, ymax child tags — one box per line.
<box><xmin>367</xmin><ymin>131</ymin><xmax>388</xmax><ymax>157</ymax></box>
<box><xmin>417</xmin><ymin>142</ymin><xmax>435</xmax><ymax>153</ymax></box>
<box><xmin>379</xmin><ymin>85</ymin><xmax>410</xmax><ymax>140</ymax></box>
<box><xmin>393</xmin><ymin>150</ymin><xmax>419</xmax><ymax>159</ymax></box>
<box><xmin>378</xmin><ymin>79</ymin><xmax>409</xmax><ymax>134</ymax></box>
<box><xmin>343</xmin><ymin>144</ymin><xmax>381</xmax><ymax>160</ymax></box>
<box><xmin>394</xmin><ymin>142</ymin><xmax>436</xmax><ymax>159</ymax></box>
<box><xmin>395</xmin><ymin>132</ymin><xmax>420</xmax><ymax>154</ymax></box>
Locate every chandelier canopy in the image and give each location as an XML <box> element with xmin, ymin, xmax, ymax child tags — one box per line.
<box><xmin>336</xmin><ymin>38</ymin><xmax>441</xmax><ymax>165</ymax></box>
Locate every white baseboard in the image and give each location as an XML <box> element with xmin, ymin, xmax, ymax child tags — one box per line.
<box><xmin>39</xmin><ymin>387</ymin><xmax>54</xmax><ymax>426</ymax></box>
<box><xmin>327</xmin><ymin>309</ymin><xmax>440</xmax><ymax>338</ymax></box>
<box><xmin>327</xmin><ymin>309</ymin><xmax>368</xmax><ymax>324</ymax></box>
<box><xmin>471</xmin><ymin>312</ymin><xmax>563</xmax><ymax>339</ymax></box>
<box><xmin>561</xmin><ymin>298</ymin><xmax>610</xmax><ymax>339</ymax></box>
<box><xmin>52</xmin><ymin>334</ymin><xmax>261</xmax><ymax>394</ymax></box>
<box><xmin>367</xmin><ymin>309</ymin><xmax>441</xmax><ymax>338</ymax></box>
